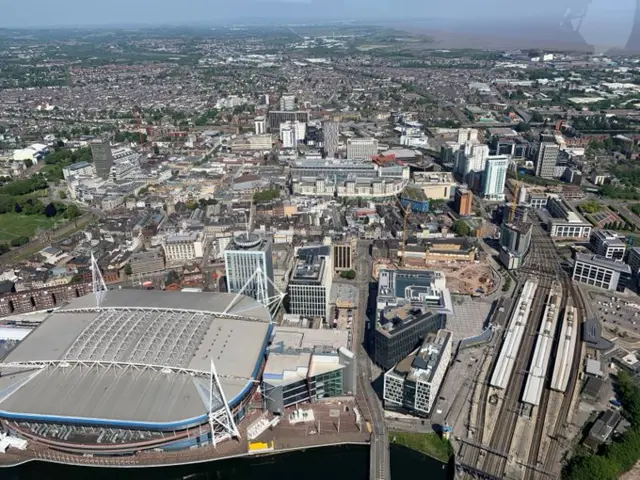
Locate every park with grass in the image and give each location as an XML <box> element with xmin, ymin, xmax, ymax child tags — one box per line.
<box><xmin>390</xmin><ymin>432</ymin><xmax>453</xmax><ymax>463</ymax></box>
<box><xmin>0</xmin><ymin>213</ymin><xmax>58</xmax><ymax>243</ymax></box>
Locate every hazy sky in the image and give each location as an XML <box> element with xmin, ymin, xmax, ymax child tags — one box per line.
<box><xmin>1</xmin><ymin>0</ymin><xmax>639</xmax><ymax>51</ymax></box>
<box><xmin>0</xmin><ymin>0</ymin><xmax>619</xmax><ymax>27</ymax></box>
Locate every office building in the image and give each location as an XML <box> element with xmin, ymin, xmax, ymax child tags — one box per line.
<box><xmin>323</xmin><ymin>121</ymin><xmax>339</xmax><ymax>158</ymax></box>
<box><xmin>572</xmin><ymin>253</ymin><xmax>632</xmax><ymax>292</ymax></box>
<box><xmin>129</xmin><ymin>250</ymin><xmax>165</xmax><ymax>276</ymax></box>
<box><xmin>163</xmin><ymin>232</ymin><xmax>204</xmax><ymax>262</ymax></box>
<box><xmin>482</xmin><ymin>155</ymin><xmax>509</xmax><ymax>201</ymax></box>
<box><xmin>528</xmin><ymin>193</ymin><xmax>548</xmax><ymax>209</ymax></box>
<box><xmin>455</xmin><ymin>185</ymin><xmax>473</xmax><ymax>216</ymax></box>
<box><xmin>287</xmin><ymin>245</ymin><xmax>332</xmax><ymax>320</ymax></box>
<box><xmin>262</xmin><ymin>326</ymin><xmax>356</xmax><ymax>414</ymax></box>
<box><xmin>383</xmin><ymin>329</ymin><xmax>452</xmax><ymax>416</ymax></box>
<box><xmin>62</xmin><ymin>161</ymin><xmax>95</xmax><ymax>180</ymax></box>
<box><xmin>224</xmin><ymin>231</ymin><xmax>274</xmax><ymax>306</ymax></box>
<box><xmin>90</xmin><ymin>139</ymin><xmax>114</xmax><ymax>180</ymax></box>
<box><xmin>627</xmin><ymin>247</ymin><xmax>640</xmax><ymax>275</ymax></box>
<box><xmin>535</xmin><ymin>134</ymin><xmax>559</xmax><ymax>179</ymax></box>
<box><xmin>546</xmin><ymin>197</ymin><xmax>592</xmax><ymax>239</ymax></box>
<box><xmin>267</xmin><ymin>111</ymin><xmax>309</xmax><ymax>131</ymax></box>
<box><xmin>280</xmin><ymin>94</ymin><xmax>296</xmax><ymax>111</ymax></box>
<box><xmin>346</xmin><ymin>138</ymin><xmax>378</xmax><ymax>160</ymax></box>
<box><xmin>413</xmin><ymin>172</ymin><xmax>456</xmax><ymax>200</ymax></box>
<box><xmin>373</xmin><ymin>269</ymin><xmax>451</xmax><ymax>369</ymax></box>
<box><xmin>590</xmin><ymin>230</ymin><xmax>626</xmax><ymax>261</ymax></box>
<box><xmin>333</xmin><ymin>242</ymin><xmax>354</xmax><ymax>272</ymax></box>
<box><xmin>254</xmin><ymin>116</ymin><xmax>266</xmax><ymax>135</ymax></box>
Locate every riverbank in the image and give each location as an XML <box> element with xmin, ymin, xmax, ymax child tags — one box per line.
<box><xmin>389</xmin><ymin>432</ymin><xmax>453</xmax><ymax>463</ymax></box>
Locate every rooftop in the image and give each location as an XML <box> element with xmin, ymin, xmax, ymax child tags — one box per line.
<box><xmin>390</xmin><ymin>330</ymin><xmax>452</xmax><ymax>384</ymax></box>
<box><xmin>0</xmin><ymin>291</ymin><xmax>271</xmax><ymax>429</ymax></box>
<box><xmin>575</xmin><ymin>253</ymin><xmax>632</xmax><ymax>273</ymax></box>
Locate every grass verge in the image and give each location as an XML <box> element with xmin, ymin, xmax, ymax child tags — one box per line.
<box><xmin>390</xmin><ymin>432</ymin><xmax>453</xmax><ymax>463</ymax></box>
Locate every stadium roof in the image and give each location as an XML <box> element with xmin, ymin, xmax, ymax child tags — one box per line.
<box><xmin>0</xmin><ymin>291</ymin><xmax>272</xmax><ymax>430</ymax></box>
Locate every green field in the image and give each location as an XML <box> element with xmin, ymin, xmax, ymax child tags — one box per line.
<box><xmin>390</xmin><ymin>432</ymin><xmax>453</xmax><ymax>463</ymax></box>
<box><xmin>0</xmin><ymin>213</ymin><xmax>58</xmax><ymax>243</ymax></box>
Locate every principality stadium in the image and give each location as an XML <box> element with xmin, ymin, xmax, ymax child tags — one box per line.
<box><xmin>0</xmin><ymin>289</ymin><xmax>273</xmax><ymax>456</ymax></box>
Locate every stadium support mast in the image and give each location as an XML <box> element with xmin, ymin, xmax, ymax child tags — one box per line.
<box><xmin>222</xmin><ymin>266</ymin><xmax>285</xmax><ymax>321</ymax></box>
<box><xmin>209</xmin><ymin>358</ymin><xmax>240</xmax><ymax>447</ymax></box>
<box><xmin>90</xmin><ymin>252</ymin><xmax>107</xmax><ymax>309</ymax></box>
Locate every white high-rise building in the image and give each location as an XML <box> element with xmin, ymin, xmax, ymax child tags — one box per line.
<box><xmin>224</xmin><ymin>232</ymin><xmax>274</xmax><ymax>306</ymax></box>
<box><xmin>466</xmin><ymin>144</ymin><xmax>489</xmax><ymax>173</ymax></box>
<box><xmin>254</xmin><ymin>116</ymin><xmax>266</xmax><ymax>135</ymax></box>
<box><xmin>457</xmin><ymin>128</ymin><xmax>479</xmax><ymax>145</ymax></box>
<box><xmin>323</xmin><ymin>121</ymin><xmax>340</xmax><ymax>158</ymax></box>
<box><xmin>280</xmin><ymin>122</ymin><xmax>297</xmax><ymax>148</ymax></box>
<box><xmin>280</xmin><ymin>94</ymin><xmax>295</xmax><ymax>111</ymax></box>
<box><xmin>346</xmin><ymin>138</ymin><xmax>378</xmax><ymax>160</ymax></box>
<box><xmin>293</xmin><ymin>121</ymin><xmax>306</xmax><ymax>142</ymax></box>
<box><xmin>482</xmin><ymin>155</ymin><xmax>509</xmax><ymax>201</ymax></box>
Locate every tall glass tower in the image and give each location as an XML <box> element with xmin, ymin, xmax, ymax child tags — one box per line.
<box><xmin>223</xmin><ymin>232</ymin><xmax>274</xmax><ymax>306</ymax></box>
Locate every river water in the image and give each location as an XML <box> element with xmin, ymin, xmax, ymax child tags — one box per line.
<box><xmin>6</xmin><ymin>444</ymin><xmax>452</xmax><ymax>480</ymax></box>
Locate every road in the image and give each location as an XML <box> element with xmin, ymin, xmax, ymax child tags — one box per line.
<box><xmin>351</xmin><ymin>240</ymin><xmax>391</xmax><ymax>480</ymax></box>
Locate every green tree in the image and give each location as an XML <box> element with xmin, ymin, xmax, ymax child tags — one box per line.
<box><xmin>452</xmin><ymin>219</ymin><xmax>471</xmax><ymax>236</ymax></box>
<box><xmin>59</xmin><ymin>190</ymin><xmax>67</xmax><ymax>200</ymax></box>
<box><xmin>23</xmin><ymin>159</ymin><xmax>33</xmax><ymax>168</ymax></box>
<box><xmin>124</xmin><ymin>263</ymin><xmax>132</xmax><ymax>275</ymax></box>
<box><xmin>10</xmin><ymin>236</ymin><xmax>29</xmax><ymax>247</ymax></box>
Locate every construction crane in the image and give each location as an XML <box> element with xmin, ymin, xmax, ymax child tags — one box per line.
<box><xmin>396</xmin><ymin>196</ymin><xmax>412</xmax><ymax>268</ymax></box>
<box><xmin>509</xmin><ymin>167</ymin><xmax>521</xmax><ymax>224</ymax></box>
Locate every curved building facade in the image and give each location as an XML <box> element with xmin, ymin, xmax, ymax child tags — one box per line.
<box><xmin>0</xmin><ymin>290</ymin><xmax>272</xmax><ymax>458</ymax></box>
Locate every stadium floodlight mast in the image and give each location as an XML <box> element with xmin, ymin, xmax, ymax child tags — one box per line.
<box><xmin>209</xmin><ymin>358</ymin><xmax>240</xmax><ymax>447</ymax></box>
<box><xmin>90</xmin><ymin>251</ymin><xmax>108</xmax><ymax>309</ymax></box>
<box><xmin>222</xmin><ymin>266</ymin><xmax>286</xmax><ymax>322</ymax></box>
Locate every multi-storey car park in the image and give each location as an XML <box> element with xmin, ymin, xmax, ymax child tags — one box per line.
<box><xmin>0</xmin><ymin>290</ymin><xmax>273</xmax><ymax>460</ymax></box>
<box><xmin>490</xmin><ymin>280</ymin><xmax>538</xmax><ymax>390</ymax></box>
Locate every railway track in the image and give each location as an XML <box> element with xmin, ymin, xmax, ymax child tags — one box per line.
<box><xmin>481</xmin><ymin>280</ymin><xmax>552</xmax><ymax>478</ymax></box>
<box><xmin>542</xmin><ymin>276</ymin><xmax>585</xmax><ymax>474</ymax></box>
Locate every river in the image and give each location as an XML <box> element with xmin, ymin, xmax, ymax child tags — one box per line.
<box><xmin>5</xmin><ymin>444</ymin><xmax>452</xmax><ymax>480</ymax></box>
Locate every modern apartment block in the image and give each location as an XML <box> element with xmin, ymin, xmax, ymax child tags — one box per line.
<box><xmin>383</xmin><ymin>329</ymin><xmax>452</xmax><ymax>416</ymax></box>
<box><xmin>535</xmin><ymin>134</ymin><xmax>559</xmax><ymax>179</ymax></box>
<box><xmin>455</xmin><ymin>185</ymin><xmax>473</xmax><ymax>216</ymax></box>
<box><xmin>323</xmin><ymin>121</ymin><xmax>339</xmax><ymax>158</ymax></box>
<box><xmin>287</xmin><ymin>245</ymin><xmax>332</xmax><ymax>320</ymax></box>
<box><xmin>481</xmin><ymin>155</ymin><xmax>509</xmax><ymax>201</ymax></box>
